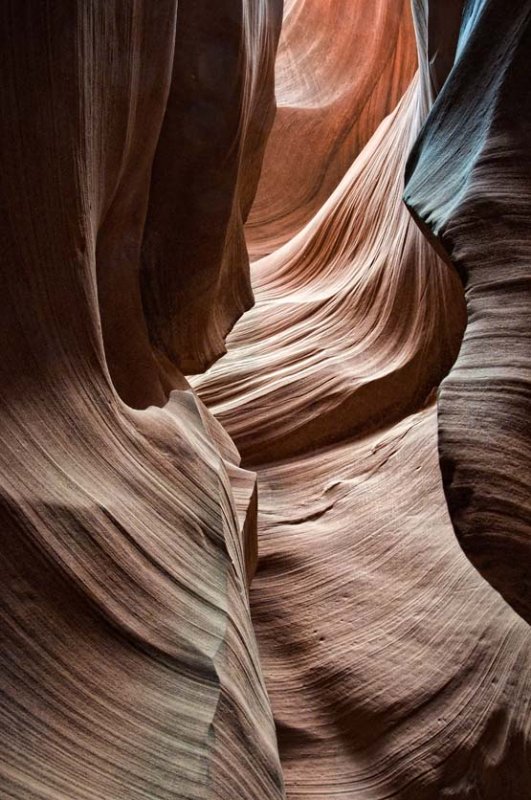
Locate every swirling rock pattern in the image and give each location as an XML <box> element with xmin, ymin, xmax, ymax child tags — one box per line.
<box><xmin>141</xmin><ymin>0</ymin><xmax>283</xmax><ymax>376</ymax></box>
<box><xmin>194</xmin><ymin>0</ymin><xmax>531</xmax><ymax>796</ymax></box>
<box><xmin>1</xmin><ymin>0</ymin><xmax>529</xmax><ymax>798</ymax></box>
<box><xmin>405</xmin><ymin>0</ymin><xmax>531</xmax><ymax>622</ymax></box>
<box><xmin>193</xmin><ymin>42</ymin><xmax>466</xmax><ymax>465</ymax></box>
<box><xmin>0</xmin><ymin>2</ymin><xmax>284</xmax><ymax>798</ymax></box>
<box><xmin>245</xmin><ymin>0</ymin><xmax>417</xmax><ymax>258</ymax></box>
<box><xmin>251</xmin><ymin>404</ymin><xmax>530</xmax><ymax>798</ymax></box>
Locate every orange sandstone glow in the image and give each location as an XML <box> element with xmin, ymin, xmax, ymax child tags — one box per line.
<box><xmin>0</xmin><ymin>1</ymin><xmax>529</xmax><ymax>799</ymax></box>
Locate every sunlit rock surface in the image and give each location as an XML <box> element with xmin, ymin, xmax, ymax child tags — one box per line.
<box><xmin>195</xmin><ymin>0</ymin><xmax>531</xmax><ymax>797</ymax></box>
<box><xmin>246</xmin><ymin>0</ymin><xmax>418</xmax><ymax>258</ymax></box>
<box><xmin>1</xmin><ymin>1</ymin><xmax>529</xmax><ymax>799</ymax></box>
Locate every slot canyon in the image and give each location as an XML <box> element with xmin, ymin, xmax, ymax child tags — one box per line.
<box><xmin>0</xmin><ymin>1</ymin><xmax>529</xmax><ymax>798</ymax></box>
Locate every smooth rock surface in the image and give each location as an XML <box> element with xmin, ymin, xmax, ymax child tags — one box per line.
<box><xmin>405</xmin><ymin>0</ymin><xmax>531</xmax><ymax>622</ymax></box>
<box><xmin>195</xmin><ymin>1</ymin><xmax>531</xmax><ymax>796</ymax></box>
<box><xmin>0</xmin><ymin>3</ymin><xmax>284</xmax><ymax>798</ymax></box>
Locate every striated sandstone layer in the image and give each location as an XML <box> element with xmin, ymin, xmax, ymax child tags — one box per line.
<box><xmin>1</xmin><ymin>0</ymin><xmax>529</xmax><ymax>798</ymax></box>
<box><xmin>195</xmin><ymin>0</ymin><xmax>531</xmax><ymax>796</ymax></box>
<box><xmin>405</xmin><ymin>0</ymin><xmax>531</xmax><ymax>623</ymax></box>
<box><xmin>141</xmin><ymin>0</ymin><xmax>283</xmax><ymax>376</ymax></box>
<box><xmin>250</xmin><ymin>404</ymin><xmax>530</xmax><ymax>798</ymax></box>
<box><xmin>0</xmin><ymin>2</ymin><xmax>284</xmax><ymax>798</ymax></box>
<box><xmin>245</xmin><ymin>0</ymin><xmax>417</xmax><ymax>258</ymax></box>
<box><xmin>193</xmin><ymin>45</ymin><xmax>466</xmax><ymax>464</ymax></box>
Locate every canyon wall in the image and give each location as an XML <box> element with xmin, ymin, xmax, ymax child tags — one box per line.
<box><xmin>195</xmin><ymin>0</ymin><xmax>531</xmax><ymax>796</ymax></box>
<box><xmin>405</xmin><ymin>0</ymin><xmax>531</xmax><ymax>624</ymax></box>
<box><xmin>0</xmin><ymin>1</ymin><xmax>529</xmax><ymax>799</ymax></box>
<box><xmin>0</xmin><ymin>3</ymin><xmax>285</xmax><ymax>798</ymax></box>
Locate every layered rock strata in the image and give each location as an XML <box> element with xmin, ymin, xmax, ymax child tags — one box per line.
<box><xmin>1</xmin><ymin>0</ymin><xmax>529</xmax><ymax>798</ymax></box>
<box><xmin>195</xmin><ymin>0</ymin><xmax>531</xmax><ymax>796</ymax></box>
<box><xmin>0</xmin><ymin>2</ymin><xmax>284</xmax><ymax>798</ymax></box>
<box><xmin>405</xmin><ymin>0</ymin><xmax>531</xmax><ymax>623</ymax></box>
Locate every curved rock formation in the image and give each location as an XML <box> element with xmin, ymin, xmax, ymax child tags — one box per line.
<box><xmin>405</xmin><ymin>0</ymin><xmax>531</xmax><ymax>622</ymax></box>
<box><xmin>1</xmin><ymin>0</ymin><xmax>529</xmax><ymax>798</ymax></box>
<box><xmin>0</xmin><ymin>3</ymin><xmax>284</xmax><ymax>798</ymax></box>
<box><xmin>251</xmin><ymin>404</ymin><xmax>530</xmax><ymax>799</ymax></box>
<box><xmin>246</xmin><ymin>0</ymin><xmax>417</xmax><ymax>257</ymax></box>
<box><xmin>194</xmin><ymin>0</ymin><xmax>531</xmax><ymax>796</ymax></box>
<box><xmin>141</xmin><ymin>0</ymin><xmax>283</xmax><ymax>377</ymax></box>
<box><xmin>193</xmin><ymin>48</ymin><xmax>466</xmax><ymax>465</ymax></box>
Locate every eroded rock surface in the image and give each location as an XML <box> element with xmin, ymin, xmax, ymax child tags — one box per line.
<box><xmin>0</xmin><ymin>3</ymin><xmax>284</xmax><ymax>798</ymax></box>
<box><xmin>195</xmin><ymin>0</ymin><xmax>531</xmax><ymax>797</ymax></box>
<box><xmin>1</xmin><ymin>1</ymin><xmax>529</xmax><ymax>799</ymax></box>
<box><xmin>405</xmin><ymin>0</ymin><xmax>531</xmax><ymax>622</ymax></box>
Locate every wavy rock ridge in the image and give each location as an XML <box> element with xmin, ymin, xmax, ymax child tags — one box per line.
<box><xmin>1</xmin><ymin>1</ymin><xmax>529</xmax><ymax>799</ymax></box>
<box><xmin>0</xmin><ymin>3</ymin><xmax>284</xmax><ymax>798</ymax></box>
<box><xmin>405</xmin><ymin>0</ymin><xmax>531</xmax><ymax>624</ymax></box>
<box><xmin>195</xmin><ymin>0</ymin><xmax>530</xmax><ymax>796</ymax></box>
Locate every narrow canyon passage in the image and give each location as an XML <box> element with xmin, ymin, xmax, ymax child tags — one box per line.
<box><xmin>0</xmin><ymin>1</ymin><xmax>529</xmax><ymax>799</ymax></box>
<box><xmin>193</xmin><ymin>1</ymin><xmax>531</xmax><ymax>796</ymax></box>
